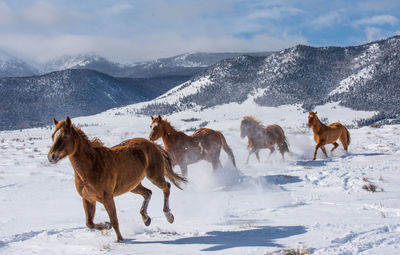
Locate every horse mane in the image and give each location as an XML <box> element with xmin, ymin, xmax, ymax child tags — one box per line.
<box><xmin>160</xmin><ymin>118</ymin><xmax>181</xmax><ymax>133</ymax></box>
<box><xmin>72</xmin><ymin>125</ymin><xmax>104</xmax><ymax>148</ymax></box>
<box><xmin>242</xmin><ymin>116</ymin><xmax>263</xmax><ymax>128</ymax></box>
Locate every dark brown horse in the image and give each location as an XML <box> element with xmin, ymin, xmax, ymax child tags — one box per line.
<box><xmin>240</xmin><ymin>116</ymin><xmax>289</xmax><ymax>163</ymax></box>
<box><xmin>308</xmin><ymin>112</ymin><xmax>351</xmax><ymax>160</ymax></box>
<box><xmin>148</xmin><ymin>115</ymin><xmax>236</xmax><ymax>176</ymax></box>
<box><xmin>47</xmin><ymin>116</ymin><xmax>187</xmax><ymax>242</ymax></box>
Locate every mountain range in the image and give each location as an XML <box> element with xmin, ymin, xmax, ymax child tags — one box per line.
<box><xmin>138</xmin><ymin>36</ymin><xmax>400</xmax><ymax>125</ymax></box>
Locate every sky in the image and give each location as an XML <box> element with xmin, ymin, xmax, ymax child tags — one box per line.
<box><xmin>0</xmin><ymin>0</ymin><xmax>399</xmax><ymax>63</ymax></box>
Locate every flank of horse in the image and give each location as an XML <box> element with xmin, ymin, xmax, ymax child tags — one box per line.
<box><xmin>240</xmin><ymin>116</ymin><xmax>289</xmax><ymax>163</ymax></box>
<box><xmin>308</xmin><ymin>112</ymin><xmax>351</xmax><ymax>160</ymax></box>
<box><xmin>47</xmin><ymin>116</ymin><xmax>187</xmax><ymax>242</ymax></box>
<box><xmin>148</xmin><ymin>115</ymin><xmax>236</xmax><ymax>177</ymax></box>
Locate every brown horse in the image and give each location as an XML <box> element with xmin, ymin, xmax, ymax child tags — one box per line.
<box><xmin>148</xmin><ymin>115</ymin><xmax>236</xmax><ymax>176</ymax></box>
<box><xmin>240</xmin><ymin>116</ymin><xmax>289</xmax><ymax>163</ymax></box>
<box><xmin>308</xmin><ymin>112</ymin><xmax>351</xmax><ymax>160</ymax></box>
<box><xmin>47</xmin><ymin>116</ymin><xmax>187</xmax><ymax>242</ymax></box>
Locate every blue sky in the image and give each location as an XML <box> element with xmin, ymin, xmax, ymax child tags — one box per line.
<box><xmin>0</xmin><ymin>0</ymin><xmax>399</xmax><ymax>63</ymax></box>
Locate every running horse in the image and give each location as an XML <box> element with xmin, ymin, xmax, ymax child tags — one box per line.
<box><xmin>240</xmin><ymin>116</ymin><xmax>289</xmax><ymax>163</ymax></box>
<box><xmin>148</xmin><ymin>115</ymin><xmax>236</xmax><ymax>176</ymax></box>
<box><xmin>47</xmin><ymin>116</ymin><xmax>187</xmax><ymax>242</ymax></box>
<box><xmin>308</xmin><ymin>112</ymin><xmax>351</xmax><ymax>160</ymax></box>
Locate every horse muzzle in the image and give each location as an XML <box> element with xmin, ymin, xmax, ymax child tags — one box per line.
<box><xmin>47</xmin><ymin>152</ymin><xmax>60</xmax><ymax>164</ymax></box>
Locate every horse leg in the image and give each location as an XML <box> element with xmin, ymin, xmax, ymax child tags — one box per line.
<box><xmin>331</xmin><ymin>142</ymin><xmax>339</xmax><ymax>152</ymax></box>
<box><xmin>255</xmin><ymin>150</ymin><xmax>260</xmax><ymax>162</ymax></box>
<box><xmin>321</xmin><ymin>146</ymin><xmax>328</xmax><ymax>158</ymax></box>
<box><xmin>103</xmin><ymin>194</ymin><xmax>123</xmax><ymax>242</ymax></box>
<box><xmin>83</xmin><ymin>199</ymin><xmax>111</xmax><ymax>230</ymax></box>
<box><xmin>313</xmin><ymin>142</ymin><xmax>324</xmax><ymax>160</ymax></box>
<box><xmin>148</xmin><ymin>176</ymin><xmax>174</xmax><ymax>224</ymax></box>
<box><xmin>246</xmin><ymin>149</ymin><xmax>255</xmax><ymax>164</ymax></box>
<box><xmin>131</xmin><ymin>183</ymin><xmax>152</xmax><ymax>226</ymax></box>
<box><xmin>179</xmin><ymin>164</ymin><xmax>188</xmax><ymax>177</ymax></box>
<box><xmin>268</xmin><ymin>147</ymin><xmax>275</xmax><ymax>157</ymax></box>
<box><xmin>211</xmin><ymin>158</ymin><xmax>222</xmax><ymax>170</ymax></box>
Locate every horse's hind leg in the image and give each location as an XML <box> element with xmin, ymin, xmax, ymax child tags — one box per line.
<box><xmin>255</xmin><ymin>150</ymin><xmax>261</xmax><ymax>162</ymax></box>
<box><xmin>131</xmin><ymin>183</ymin><xmax>152</xmax><ymax>226</ymax></box>
<box><xmin>268</xmin><ymin>147</ymin><xmax>275</xmax><ymax>157</ymax></box>
<box><xmin>83</xmin><ymin>199</ymin><xmax>111</xmax><ymax>230</ymax></box>
<box><xmin>331</xmin><ymin>142</ymin><xmax>339</xmax><ymax>152</ymax></box>
<box><xmin>147</xmin><ymin>174</ymin><xmax>174</xmax><ymax>224</ymax></box>
<box><xmin>211</xmin><ymin>158</ymin><xmax>222</xmax><ymax>170</ymax></box>
<box><xmin>321</xmin><ymin>146</ymin><xmax>328</xmax><ymax>158</ymax></box>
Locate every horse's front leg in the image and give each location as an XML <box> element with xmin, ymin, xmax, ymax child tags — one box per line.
<box><xmin>179</xmin><ymin>164</ymin><xmax>188</xmax><ymax>177</ymax></box>
<box><xmin>103</xmin><ymin>194</ymin><xmax>123</xmax><ymax>242</ymax></box>
<box><xmin>313</xmin><ymin>142</ymin><xmax>324</xmax><ymax>160</ymax></box>
<box><xmin>246</xmin><ymin>149</ymin><xmax>254</xmax><ymax>164</ymax></box>
<box><xmin>83</xmin><ymin>199</ymin><xmax>111</xmax><ymax>230</ymax></box>
<box><xmin>255</xmin><ymin>150</ymin><xmax>260</xmax><ymax>162</ymax></box>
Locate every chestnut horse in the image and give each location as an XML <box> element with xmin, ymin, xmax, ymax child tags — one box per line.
<box><xmin>47</xmin><ymin>117</ymin><xmax>187</xmax><ymax>242</ymax></box>
<box><xmin>240</xmin><ymin>116</ymin><xmax>289</xmax><ymax>163</ymax></box>
<box><xmin>308</xmin><ymin>112</ymin><xmax>351</xmax><ymax>160</ymax></box>
<box><xmin>148</xmin><ymin>115</ymin><xmax>236</xmax><ymax>176</ymax></box>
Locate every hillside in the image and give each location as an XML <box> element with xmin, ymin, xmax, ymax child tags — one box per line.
<box><xmin>138</xmin><ymin>36</ymin><xmax>400</xmax><ymax>125</ymax></box>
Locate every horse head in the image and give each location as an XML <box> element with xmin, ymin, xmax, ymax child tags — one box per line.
<box><xmin>308</xmin><ymin>112</ymin><xmax>318</xmax><ymax>127</ymax></box>
<box><xmin>240</xmin><ymin>119</ymin><xmax>248</xmax><ymax>138</ymax></box>
<box><xmin>48</xmin><ymin>116</ymin><xmax>76</xmax><ymax>164</ymax></box>
<box><xmin>149</xmin><ymin>115</ymin><xmax>164</xmax><ymax>141</ymax></box>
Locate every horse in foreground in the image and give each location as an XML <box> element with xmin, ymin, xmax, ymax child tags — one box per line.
<box><xmin>149</xmin><ymin>115</ymin><xmax>236</xmax><ymax>176</ymax></box>
<box><xmin>240</xmin><ymin>116</ymin><xmax>289</xmax><ymax>163</ymax></box>
<box><xmin>308</xmin><ymin>112</ymin><xmax>351</xmax><ymax>160</ymax></box>
<box><xmin>47</xmin><ymin>117</ymin><xmax>187</xmax><ymax>242</ymax></box>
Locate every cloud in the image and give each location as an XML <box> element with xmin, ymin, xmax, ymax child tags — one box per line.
<box><xmin>0</xmin><ymin>2</ymin><xmax>14</xmax><ymax>26</ymax></box>
<box><xmin>310</xmin><ymin>12</ymin><xmax>342</xmax><ymax>28</ymax></box>
<box><xmin>20</xmin><ymin>1</ymin><xmax>89</xmax><ymax>27</ymax></box>
<box><xmin>247</xmin><ymin>7</ymin><xmax>302</xmax><ymax>20</ymax></box>
<box><xmin>105</xmin><ymin>4</ymin><xmax>133</xmax><ymax>16</ymax></box>
<box><xmin>0</xmin><ymin>33</ymin><xmax>307</xmax><ymax>63</ymax></box>
<box><xmin>353</xmin><ymin>14</ymin><xmax>399</xmax><ymax>26</ymax></box>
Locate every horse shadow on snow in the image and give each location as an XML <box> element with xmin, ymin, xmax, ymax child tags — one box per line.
<box><xmin>128</xmin><ymin>225</ymin><xmax>307</xmax><ymax>251</ymax></box>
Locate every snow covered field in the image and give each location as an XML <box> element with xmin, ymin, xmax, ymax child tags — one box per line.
<box><xmin>1</xmin><ymin>100</ymin><xmax>399</xmax><ymax>254</ymax></box>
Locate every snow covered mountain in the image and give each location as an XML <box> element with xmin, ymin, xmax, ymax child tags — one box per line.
<box><xmin>0</xmin><ymin>49</ymin><xmax>38</xmax><ymax>78</ymax></box>
<box><xmin>41</xmin><ymin>52</ymin><xmax>271</xmax><ymax>78</ymax></box>
<box><xmin>138</xmin><ymin>36</ymin><xmax>400</xmax><ymax>125</ymax></box>
<box><xmin>0</xmin><ymin>69</ymin><xmax>152</xmax><ymax>130</ymax></box>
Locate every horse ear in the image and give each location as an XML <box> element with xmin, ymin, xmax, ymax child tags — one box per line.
<box><xmin>158</xmin><ymin>114</ymin><xmax>162</xmax><ymax>120</ymax></box>
<box><xmin>53</xmin><ymin>118</ymin><xmax>59</xmax><ymax>125</ymax></box>
<box><xmin>65</xmin><ymin>116</ymin><xmax>72</xmax><ymax>128</ymax></box>
<box><xmin>315</xmin><ymin>112</ymin><xmax>317</xmax><ymax>115</ymax></box>
<box><xmin>151</xmin><ymin>115</ymin><xmax>154</xmax><ymax>120</ymax></box>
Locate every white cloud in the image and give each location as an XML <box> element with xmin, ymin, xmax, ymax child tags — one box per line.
<box><xmin>311</xmin><ymin>12</ymin><xmax>341</xmax><ymax>28</ymax></box>
<box><xmin>105</xmin><ymin>4</ymin><xmax>133</xmax><ymax>16</ymax></box>
<box><xmin>20</xmin><ymin>1</ymin><xmax>89</xmax><ymax>26</ymax></box>
<box><xmin>0</xmin><ymin>2</ymin><xmax>14</xmax><ymax>26</ymax></box>
<box><xmin>0</xmin><ymin>33</ymin><xmax>307</xmax><ymax>63</ymax></box>
<box><xmin>353</xmin><ymin>14</ymin><xmax>399</xmax><ymax>26</ymax></box>
<box><xmin>247</xmin><ymin>7</ymin><xmax>302</xmax><ymax>20</ymax></box>
<box><xmin>365</xmin><ymin>27</ymin><xmax>382</xmax><ymax>41</ymax></box>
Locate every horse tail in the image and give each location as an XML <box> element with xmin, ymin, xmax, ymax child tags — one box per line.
<box><xmin>157</xmin><ymin>144</ymin><xmax>187</xmax><ymax>190</ymax></box>
<box><xmin>281</xmin><ymin>136</ymin><xmax>290</xmax><ymax>154</ymax></box>
<box><xmin>217</xmin><ymin>132</ymin><xmax>236</xmax><ymax>168</ymax></box>
<box><xmin>341</xmin><ymin>125</ymin><xmax>351</xmax><ymax>147</ymax></box>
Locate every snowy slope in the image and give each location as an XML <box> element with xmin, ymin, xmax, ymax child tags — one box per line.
<box><xmin>1</xmin><ymin>99</ymin><xmax>399</xmax><ymax>254</ymax></box>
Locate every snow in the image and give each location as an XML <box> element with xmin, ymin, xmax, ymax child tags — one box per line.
<box><xmin>329</xmin><ymin>65</ymin><xmax>375</xmax><ymax>96</ymax></box>
<box><xmin>0</xmin><ymin>100</ymin><xmax>399</xmax><ymax>254</ymax></box>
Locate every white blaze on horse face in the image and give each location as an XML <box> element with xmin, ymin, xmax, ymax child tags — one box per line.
<box><xmin>52</xmin><ymin>129</ymin><xmax>62</xmax><ymax>145</ymax></box>
<box><xmin>149</xmin><ymin>122</ymin><xmax>159</xmax><ymax>139</ymax></box>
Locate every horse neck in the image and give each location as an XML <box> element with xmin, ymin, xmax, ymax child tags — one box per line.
<box><xmin>160</xmin><ymin>122</ymin><xmax>185</xmax><ymax>149</ymax></box>
<box><xmin>312</xmin><ymin>117</ymin><xmax>325</xmax><ymax>133</ymax></box>
<box><xmin>68</xmin><ymin>131</ymin><xmax>97</xmax><ymax>181</ymax></box>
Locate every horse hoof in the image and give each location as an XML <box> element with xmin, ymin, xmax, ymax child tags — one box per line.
<box><xmin>105</xmin><ymin>222</ymin><xmax>112</xmax><ymax>229</ymax></box>
<box><xmin>164</xmin><ymin>211</ymin><xmax>174</xmax><ymax>224</ymax></box>
<box><xmin>144</xmin><ymin>217</ymin><xmax>151</xmax><ymax>226</ymax></box>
